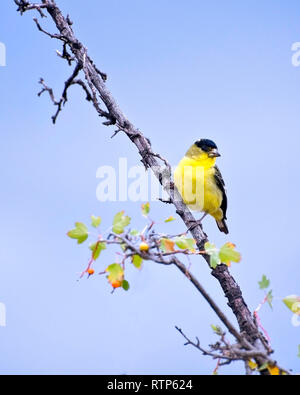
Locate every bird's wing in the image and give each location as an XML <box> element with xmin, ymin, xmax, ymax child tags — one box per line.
<box><xmin>214</xmin><ymin>166</ymin><xmax>228</xmax><ymax>219</ymax></box>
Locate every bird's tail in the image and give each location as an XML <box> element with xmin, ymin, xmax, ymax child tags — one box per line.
<box><xmin>216</xmin><ymin>219</ymin><xmax>229</xmax><ymax>234</ymax></box>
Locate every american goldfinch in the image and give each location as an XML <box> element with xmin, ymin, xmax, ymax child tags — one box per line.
<box><xmin>174</xmin><ymin>139</ymin><xmax>228</xmax><ymax>234</ymax></box>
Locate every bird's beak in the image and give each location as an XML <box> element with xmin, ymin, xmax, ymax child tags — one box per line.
<box><xmin>208</xmin><ymin>148</ymin><xmax>221</xmax><ymax>158</ymax></box>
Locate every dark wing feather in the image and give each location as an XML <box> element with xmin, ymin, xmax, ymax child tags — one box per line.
<box><xmin>214</xmin><ymin>166</ymin><xmax>227</xmax><ymax>219</ymax></box>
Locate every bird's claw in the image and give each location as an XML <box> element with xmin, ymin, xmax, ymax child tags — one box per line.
<box><xmin>186</xmin><ymin>213</ymin><xmax>208</xmax><ymax>233</ymax></box>
<box><xmin>187</xmin><ymin>219</ymin><xmax>203</xmax><ymax>232</ymax></box>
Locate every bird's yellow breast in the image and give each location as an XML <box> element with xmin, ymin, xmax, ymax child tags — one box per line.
<box><xmin>174</xmin><ymin>156</ymin><xmax>223</xmax><ymax>220</ymax></box>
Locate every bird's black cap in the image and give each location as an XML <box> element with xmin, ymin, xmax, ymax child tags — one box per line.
<box><xmin>195</xmin><ymin>139</ymin><xmax>218</xmax><ymax>152</ymax></box>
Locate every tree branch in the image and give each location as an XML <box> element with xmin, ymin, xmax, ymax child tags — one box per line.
<box><xmin>107</xmin><ymin>231</ymin><xmax>244</xmax><ymax>345</ymax></box>
<box><xmin>175</xmin><ymin>326</ymin><xmax>289</xmax><ymax>374</ymax></box>
<box><xmin>14</xmin><ymin>0</ymin><xmax>48</xmax><ymax>17</ymax></box>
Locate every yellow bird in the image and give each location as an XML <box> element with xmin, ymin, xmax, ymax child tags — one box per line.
<box><xmin>174</xmin><ymin>139</ymin><xmax>228</xmax><ymax>234</ymax></box>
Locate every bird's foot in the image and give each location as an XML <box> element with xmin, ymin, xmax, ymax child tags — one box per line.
<box><xmin>158</xmin><ymin>198</ymin><xmax>172</xmax><ymax>204</ymax></box>
<box><xmin>187</xmin><ymin>213</ymin><xmax>208</xmax><ymax>232</ymax></box>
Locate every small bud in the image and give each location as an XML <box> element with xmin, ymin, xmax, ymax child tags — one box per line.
<box><xmin>139</xmin><ymin>242</ymin><xmax>149</xmax><ymax>252</ymax></box>
<box><xmin>111</xmin><ymin>280</ymin><xmax>122</xmax><ymax>289</ymax></box>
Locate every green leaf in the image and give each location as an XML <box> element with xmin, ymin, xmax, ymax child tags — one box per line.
<box><xmin>89</xmin><ymin>241</ymin><xmax>106</xmax><ymax>260</ymax></box>
<box><xmin>283</xmin><ymin>295</ymin><xmax>300</xmax><ymax>314</ymax></box>
<box><xmin>112</xmin><ymin>211</ymin><xmax>131</xmax><ymax>234</ymax></box>
<box><xmin>210</xmin><ymin>255</ymin><xmax>221</xmax><ymax>269</ymax></box>
<box><xmin>266</xmin><ymin>290</ymin><xmax>273</xmax><ymax>310</ymax></box>
<box><xmin>258</xmin><ymin>275</ymin><xmax>270</xmax><ymax>290</ymax></box>
<box><xmin>258</xmin><ymin>362</ymin><xmax>269</xmax><ymax>372</ymax></box>
<box><xmin>141</xmin><ymin>202</ymin><xmax>150</xmax><ymax>217</ymax></box>
<box><xmin>211</xmin><ymin>254</ymin><xmax>222</xmax><ymax>269</ymax></box>
<box><xmin>67</xmin><ymin>222</ymin><xmax>89</xmax><ymax>244</ymax></box>
<box><xmin>122</xmin><ymin>280</ymin><xmax>130</xmax><ymax>291</ymax></box>
<box><xmin>219</xmin><ymin>242</ymin><xmax>241</xmax><ymax>265</ymax></box>
<box><xmin>120</xmin><ymin>242</ymin><xmax>127</xmax><ymax>252</ymax></box>
<box><xmin>132</xmin><ymin>255</ymin><xmax>143</xmax><ymax>269</ymax></box>
<box><xmin>204</xmin><ymin>242</ymin><xmax>221</xmax><ymax>269</ymax></box>
<box><xmin>165</xmin><ymin>216</ymin><xmax>176</xmax><ymax>223</ymax></box>
<box><xmin>160</xmin><ymin>238</ymin><xmax>175</xmax><ymax>253</ymax></box>
<box><xmin>130</xmin><ymin>229</ymin><xmax>140</xmax><ymax>236</ymax></box>
<box><xmin>106</xmin><ymin>263</ymin><xmax>124</xmax><ymax>284</ymax></box>
<box><xmin>91</xmin><ymin>215</ymin><xmax>101</xmax><ymax>228</ymax></box>
<box><xmin>174</xmin><ymin>235</ymin><xmax>195</xmax><ymax>251</ymax></box>
<box><xmin>211</xmin><ymin>324</ymin><xmax>223</xmax><ymax>336</ymax></box>
<box><xmin>204</xmin><ymin>242</ymin><xmax>218</xmax><ymax>255</ymax></box>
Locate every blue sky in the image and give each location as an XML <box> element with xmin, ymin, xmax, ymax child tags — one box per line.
<box><xmin>0</xmin><ymin>0</ymin><xmax>299</xmax><ymax>374</ymax></box>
